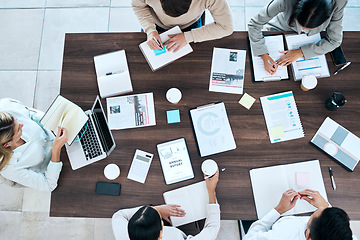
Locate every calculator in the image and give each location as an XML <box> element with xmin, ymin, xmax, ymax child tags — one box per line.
<box><xmin>127</xmin><ymin>149</ymin><xmax>154</xmax><ymax>184</ymax></box>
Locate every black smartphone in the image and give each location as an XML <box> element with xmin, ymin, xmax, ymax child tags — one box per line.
<box><xmin>95</xmin><ymin>182</ymin><xmax>121</xmax><ymax>196</ymax></box>
<box><xmin>330</xmin><ymin>46</ymin><xmax>346</xmax><ymax>66</ymax></box>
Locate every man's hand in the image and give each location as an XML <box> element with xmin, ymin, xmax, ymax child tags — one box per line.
<box><xmin>147</xmin><ymin>31</ymin><xmax>163</xmax><ymax>50</ymax></box>
<box><xmin>274</xmin><ymin>189</ymin><xmax>300</xmax><ymax>215</ymax></box>
<box><xmin>299</xmin><ymin>189</ymin><xmax>329</xmax><ymax>209</ymax></box>
<box><xmin>276</xmin><ymin>49</ymin><xmax>303</xmax><ymax>66</ymax></box>
<box><xmin>163</xmin><ymin>33</ymin><xmax>187</xmax><ymax>53</ymax></box>
<box><xmin>205</xmin><ymin>171</ymin><xmax>219</xmax><ymax>204</ymax></box>
<box><xmin>154</xmin><ymin>204</ymin><xmax>186</xmax><ymax>224</ymax></box>
<box><xmin>261</xmin><ymin>54</ymin><xmax>278</xmax><ymax>75</ymax></box>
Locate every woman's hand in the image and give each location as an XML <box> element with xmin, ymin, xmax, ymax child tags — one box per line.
<box><xmin>261</xmin><ymin>54</ymin><xmax>278</xmax><ymax>75</ymax></box>
<box><xmin>163</xmin><ymin>33</ymin><xmax>187</xmax><ymax>53</ymax></box>
<box><xmin>205</xmin><ymin>171</ymin><xmax>219</xmax><ymax>204</ymax></box>
<box><xmin>274</xmin><ymin>189</ymin><xmax>300</xmax><ymax>215</ymax></box>
<box><xmin>52</xmin><ymin>127</ymin><xmax>68</xmax><ymax>151</ymax></box>
<box><xmin>147</xmin><ymin>31</ymin><xmax>163</xmax><ymax>50</ymax></box>
<box><xmin>154</xmin><ymin>204</ymin><xmax>186</xmax><ymax>224</ymax></box>
<box><xmin>276</xmin><ymin>49</ymin><xmax>303</xmax><ymax>66</ymax></box>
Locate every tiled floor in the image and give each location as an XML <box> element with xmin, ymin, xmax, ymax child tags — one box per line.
<box><xmin>0</xmin><ymin>0</ymin><xmax>359</xmax><ymax>239</ymax></box>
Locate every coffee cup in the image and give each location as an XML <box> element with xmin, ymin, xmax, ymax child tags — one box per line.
<box><xmin>301</xmin><ymin>75</ymin><xmax>318</xmax><ymax>91</ymax></box>
<box><xmin>166</xmin><ymin>88</ymin><xmax>182</xmax><ymax>104</ymax></box>
<box><xmin>104</xmin><ymin>163</ymin><xmax>120</xmax><ymax>180</ymax></box>
<box><xmin>201</xmin><ymin>159</ymin><xmax>218</xmax><ymax>178</ymax></box>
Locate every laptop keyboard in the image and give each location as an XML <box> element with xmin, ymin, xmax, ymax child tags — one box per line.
<box><xmin>78</xmin><ymin>119</ymin><xmax>103</xmax><ymax>160</ymax></box>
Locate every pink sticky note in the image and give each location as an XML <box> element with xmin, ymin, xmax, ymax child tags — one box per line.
<box><xmin>296</xmin><ymin>172</ymin><xmax>310</xmax><ymax>188</ymax></box>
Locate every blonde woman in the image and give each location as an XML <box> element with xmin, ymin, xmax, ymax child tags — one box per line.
<box><xmin>0</xmin><ymin>98</ymin><xmax>68</xmax><ymax>192</ymax></box>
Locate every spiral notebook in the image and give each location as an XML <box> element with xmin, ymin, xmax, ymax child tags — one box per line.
<box><xmin>260</xmin><ymin>91</ymin><xmax>304</xmax><ymax>143</ymax></box>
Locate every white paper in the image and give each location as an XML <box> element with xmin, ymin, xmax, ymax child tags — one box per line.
<box><xmin>260</xmin><ymin>91</ymin><xmax>304</xmax><ymax>143</ymax></box>
<box><xmin>106</xmin><ymin>93</ymin><xmax>156</xmax><ymax>130</ymax></box>
<box><xmin>209</xmin><ymin>48</ymin><xmax>246</xmax><ymax>94</ymax></box>
<box><xmin>139</xmin><ymin>26</ymin><xmax>193</xmax><ymax>71</ymax></box>
<box><xmin>250</xmin><ymin>35</ymin><xmax>289</xmax><ymax>81</ymax></box>
<box><xmin>285</xmin><ymin>33</ymin><xmax>330</xmax><ymax>81</ymax></box>
<box><xmin>190</xmin><ymin>102</ymin><xmax>236</xmax><ymax>157</ymax></box>
<box><xmin>250</xmin><ymin>160</ymin><xmax>328</xmax><ymax>219</ymax></box>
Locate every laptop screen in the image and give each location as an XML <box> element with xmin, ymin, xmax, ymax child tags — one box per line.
<box><xmin>92</xmin><ymin>98</ymin><xmax>115</xmax><ymax>153</ymax></box>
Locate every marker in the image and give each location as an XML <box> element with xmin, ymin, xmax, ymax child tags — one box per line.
<box><xmin>152</xmin><ymin>37</ymin><xmax>162</xmax><ymax>48</ymax></box>
<box><xmin>329</xmin><ymin>167</ymin><xmax>336</xmax><ymax>190</ymax></box>
<box><xmin>204</xmin><ymin>168</ymin><xmax>226</xmax><ymax>180</ymax></box>
<box><xmin>334</xmin><ymin>61</ymin><xmax>351</xmax><ymax>75</ymax></box>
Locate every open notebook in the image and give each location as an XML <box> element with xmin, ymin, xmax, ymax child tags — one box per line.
<box><xmin>40</xmin><ymin>95</ymin><xmax>88</xmax><ymax>145</ymax></box>
<box><xmin>163</xmin><ymin>181</ymin><xmax>209</xmax><ymax>227</ymax></box>
<box><xmin>139</xmin><ymin>26</ymin><xmax>193</xmax><ymax>71</ymax></box>
<box><xmin>250</xmin><ymin>160</ymin><xmax>328</xmax><ymax>219</ymax></box>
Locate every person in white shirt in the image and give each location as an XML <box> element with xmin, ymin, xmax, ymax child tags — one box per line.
<box><xmin>0</xmin><ymin>98</ymin><xmax>68</xmax><ymax>192</ymax></box>
<box><xmin>112</xmin><ymin>171</ymin><xmax>220</xmax><ymax>240</ymax></box>
<box><xmin>244</xmin><ymin>189</ymin><xmax>357</xmax><ymax>240</ymax></box>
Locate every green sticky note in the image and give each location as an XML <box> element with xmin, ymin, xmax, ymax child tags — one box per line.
<box><xmin>271</xmin><ymin>126</ymin><xmax>285</xmax><ymax>141</ymax></box>
<box><xmin>239</xmin><ymin>93</ymin><xmax>256</xmax><ymax>110</ymax></box>
<box><xmin>166</xmin><ymin>110</ymin><xmax>180</xmax><ymax>124</ymax></box>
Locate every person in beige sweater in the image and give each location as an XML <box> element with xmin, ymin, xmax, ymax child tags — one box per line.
<box><xmin>132</xmin><ymin>0</ymin><xmax>233</xmax><ymax>52</ymax></box>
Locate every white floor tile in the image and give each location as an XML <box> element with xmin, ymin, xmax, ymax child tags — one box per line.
<box><xmin>0</xmin><ymin>184</ymin><xmax>24</xmax><ymax>211</ymax></box>
<box><xmin>348</xmin><ymin>1</ymin><xmax>360</xmax><ymax>7</ymax></box>
<box><xmin>46</xmin><ymin>0</ymin><xmax>110</xmax><ymax>7</ymax></box>
<box><xmin>0</xmin><ymin>0</ymin><xmax>46</xmax><ymax>8</ymax></box>
<box><xmin>228</xmin><ymin>0</ymin><xmax>245</xmax><ymax>7</ymax></box>
<box><xmin>20</xmin><ymin>212</ymin><xmax>95</xmax><ymax>240</ymax></box>
<box><xmin>22</xmin><ymin>188</ymin><xmax>51</xmax><ymax>213</ymax></box>
<box><xmin>244</xmin><ymin>7</ymin><xmax>262</xmax><ymax>30</ymax></box>
<box><xmin>351</xmin><ymin>221</ymin><xmax>360</xmax><ymax>239</ymax></box>
<box><xmin>94</xmin><ymin>218</ymin><xmax>116</xmax><ymax>240</ymax></box>
<box><xmin>343</xmin><ymin>8</ymin><xmax>360</xmax><ymax>31</ymax></box>
<box><xmin>0</xmin><ymin>211</ymin><xmax>22</xmax><ymax>240</ymax></box>
<box><xmin>231</xmin><ymin>7</ymin><xmax>246</xmax><ymax>31</ymax></box>
<box><xmin>38</xmin><ymin>8</ymin><xmax>109</xmax><ymax>71</ymax></box>
<box><xmin>0</xmin><ymin>71</ymin><xmax>37</xmax><ymax>107</ymax></box>
<box><xmin>0</xmin><ymin>9</ymin><xmax>44</xmax><ymax>70</ymax></box>
<box><xmin>216</xmin><ymin>220</ymin><xmax>240</xmax><ymax>240</ymax></box>
<box><xmin>109</xmin><ymin>7</ymin><xmax>141</xmax><ymax>32</ymax></box>
<box><xmin>34</xmin><ymin>71</ymin><xmax>61</xmax><ymax>112</ymax></box>
<box><xmin>111</xmin><ymin>0</ymin><xmax>131</xmax><ymax>7</ymax></box>
<box><xmin>245</xmin><ymin>0</ymin><xmax>271</xmax><ymax>7</ymax></box>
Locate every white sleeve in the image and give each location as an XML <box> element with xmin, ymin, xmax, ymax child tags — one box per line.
<box><xmin>187</xmin><ymin>204</ymin><xmax>221</xmax><ymax>240</ymax></box>
<box><xmin>243</xmin><ymin>208</ymin><xmax>281</xmax><ymax>240</ymax></box>
<box><xmin>112</xmin><ymin>206</ymin><xmax>143</xmax><ymax>240</ymax></box>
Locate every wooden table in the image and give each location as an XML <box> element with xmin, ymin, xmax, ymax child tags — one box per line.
<box><xmin>51</xmin><ymin>32</ymin><xmax>360</xmax><ymax>220</ymax></box>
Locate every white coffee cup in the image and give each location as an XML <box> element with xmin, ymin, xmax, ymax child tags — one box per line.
<box><xmin>301</xmin><ymin>75</ymin><xmax>318</xmax><ymax>91</ymax></box>
<box><xmin>104</xmin><ymin>163</ymin><xmax>120</xmax><ymax>180</ymax></box>
<box><xmin>166</xmin><ymin>88</ymin><xmax>182</xmax><ymax>104</ymax></box>
<box><xmin>201</xmin><ymin>159</ymin><xmax>218</xmax><ymax>177</ymax></box>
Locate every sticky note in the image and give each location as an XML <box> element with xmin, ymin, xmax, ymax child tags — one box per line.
<box><xmin>239</xmin><ymin>93</ymin><xmax>256</xmax><ymax>110</ymax></box>
<box><xmin>166</xmin><ymin>110</ymin><xmax>180</xmax><ymax>124</ymax></box>
<box><xmin>270</xmin><ymin>125</ymin><xmax>285</xmax><ymax>141</ymax></box>
<box><xmin>154</xmin><ymin>46</ymin><xmax>166</xmax><ymax>56</ymax></box>
<box><xmin>296</xmin><ymin>172</ymin><xmax>310</xmax><ymax>188</ymax></box>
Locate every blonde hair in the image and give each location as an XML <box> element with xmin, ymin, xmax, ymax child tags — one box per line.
<box><xmin>0</xmin><ymin>112</ymin><xmax>15</xmax><ymax>171</ymax></box>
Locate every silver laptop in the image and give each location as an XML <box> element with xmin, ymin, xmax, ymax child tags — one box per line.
<box><xmin>65</xmin><ymin>96</ymin><xmax>116</xmax><ymax>170</ymax></box>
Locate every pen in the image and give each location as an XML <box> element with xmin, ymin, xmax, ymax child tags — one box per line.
<box><xmin>204</xmin><ymin>168</ymin><xmax>226</xmax><ymax>180</ymax></box>
<box><xmin>106</xmin><ymin>70</ymin><xmax>125</xmax><ymax>76</ymax></box>
<box><xmin>267</xmin><ymin>60</ymin><xmax>275</xmax><ymax>68</ymax></box>
<box><xmin>334</xmin><ymin>61</ymin><xmax>351</xmax><ymax>75</ymax></box>
<box><xmin>152</xmin><ymin>37</ymin><xmax>162</xmax><ymax>48</ymax></box>
<box><xmin>329</xmin><ymin>167</ymin><xmax>336</xmax><ymax>190</ymax></box>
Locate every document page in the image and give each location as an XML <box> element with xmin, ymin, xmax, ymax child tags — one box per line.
<box><xmin>106</xmin><ymin>93</ymin><xmax>156</xmax><ymax>130</ymax></box>
<box><xmin>285</xmin><ymin>33</ymin><xmax>330</xmax><ymax>80</ymax></box>
<box><xmin>209</xmin><ymin>47</ymin><xmax>246</xmax><ymax>94</ymax></box>
<box><xmin>260</xmin><ymin>91</ymin><xmax>304</xmax><ymax>143</ymax></box>
<box><xmin>250</xmin><ymin>35</ymin><xmax>289</xmax><ymax>81</ymax></box>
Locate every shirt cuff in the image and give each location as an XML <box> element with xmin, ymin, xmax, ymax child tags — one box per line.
<box><xmin>265</xmin><ymin>208</ymin><xmax>281</xmax><ymax>223</ymax></box>
<box><xmin>145</xmin><ymin>27</ymin><xmax>157</xmax><ymax>36</ymax></box>
<box><xmin>300</xmin><ymin>45</ymin><xmax>314</xmax><ymax>59</ymax></box>
<box><xmin>47</xmin><ymin>161</ymin><xmax>63</xmax><ymax>173</ymax></box>
<box><xmin>184</xmin><ymin>31</ymin><xmax>194</xmax><ymax>43</ymax></box>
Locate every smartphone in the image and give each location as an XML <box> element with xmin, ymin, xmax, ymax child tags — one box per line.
<box><xmin>330</xmin><ymin>46</ymin><xmax>346</xmax><ymax>66</ymax></box>
<box><xmin>95</xmin><ymin>182</ymin><xmax>121</xmax><ymax>196</ymax></box>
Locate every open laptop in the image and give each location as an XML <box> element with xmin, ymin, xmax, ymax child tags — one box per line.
<box><xmin>65</xmin><ymin>96</ymin><xmax>116</xmax><ymax>170</ymax></box>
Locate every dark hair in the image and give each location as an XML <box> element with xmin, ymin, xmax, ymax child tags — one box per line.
<box><xmin>161</xmin><ymin>0</ymin><xmax>192</xmax><ymax>17</ymax></box>
<box><xmin>128</xmin><ymin>206</ymin><xmax>162</xmax><ymax>240</ymax></box>
<box><xmin>310</xmin><ymin>207</ymin><xmax>353</xmax><ymax>240</ymax></box>
<box><xmin>288</xmin><ymin>0</ymin><xmax>332</xmax><ymax>28</ymax></box>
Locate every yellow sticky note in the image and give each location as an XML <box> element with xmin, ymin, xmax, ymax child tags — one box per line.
<box><xmin>270</xmin><ymin>126</ymin><xmax>285</xmax><ymax>141</ymax></box>
<box><xmin>239</xmin><ymin>93</ymin><xmax>256</xmax><ymax>110</ymax></box>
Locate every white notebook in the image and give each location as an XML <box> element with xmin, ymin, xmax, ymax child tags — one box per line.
<box><xmin>250</xmin><ymin>160</ymin><xmax>328</xmax><ymax>219</ymax></box>
<box><xmin>93</xmin><ymin>50</ymin><xmax>133</xmax><ymax>98</ymax></box>
<box><xmin>163</xmin><ymin>181</ymin><xmax>209</xmax><ymax>227</ymax></box>
<box><xmin>139</xmin><ymin>26</ymin><xmax>193</xmax><ymax>71</ymax></box>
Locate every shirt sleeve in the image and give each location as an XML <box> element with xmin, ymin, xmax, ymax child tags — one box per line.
<box><xmin>112</xmin><ymin>206</ymin><xmax>143</xmax><ymax>240</ymax></box>
<box><xmin>0</xmin><ymin>160</ymin><xmax>62</xmax><ymax>192</ymax></box>
<box><xmin>300</xmin><ymin>0</ymin><xmax>347</xmax><ymax>59</ymax></box>
<box><xmin>243</xmin><ymin>208</ymin><xmax>281</xmax><ymax>240</ymax></box>
<box><xmin>248</xmin><ymin>0</ymin><xmax>286</xmax><ymax>56</ymax></box>
<box><xmin>187</xmin><ymin>204</ymin><xmax>221</xmax><ymax>240</ymax></box>
<box><xmin>131</xmin><ymin>0</ymin><xmax>157</xmax><ymax>35</ymax></box>
<box><xmin>184</xmin><ymin>0</ymin><xmax>233</xmax><ymax>43</ymax></box>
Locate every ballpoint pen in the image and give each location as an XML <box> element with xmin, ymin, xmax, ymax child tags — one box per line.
<box><xmin>267</xmin><ymin>60</ymin><xmax>275</xmax><ymax>68</ymax></box>
<box><xmin>329</xmin><ymin>167</ymin><xmax>336</xmax><ymax>190</ymax></box>
<box><xmin>334</xmin><ymin>61</ymin><xmax>351</xmax><ymax>75</ymax></box>
<box><xmin>204</xmin><ymin>168</ymin><xmax>226</xmax><ymax>180</ymax></box>
<box><xmin>152</xmin><ymin>37</ymin><xmax>162</xmax><ymax>48</ymax></box>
